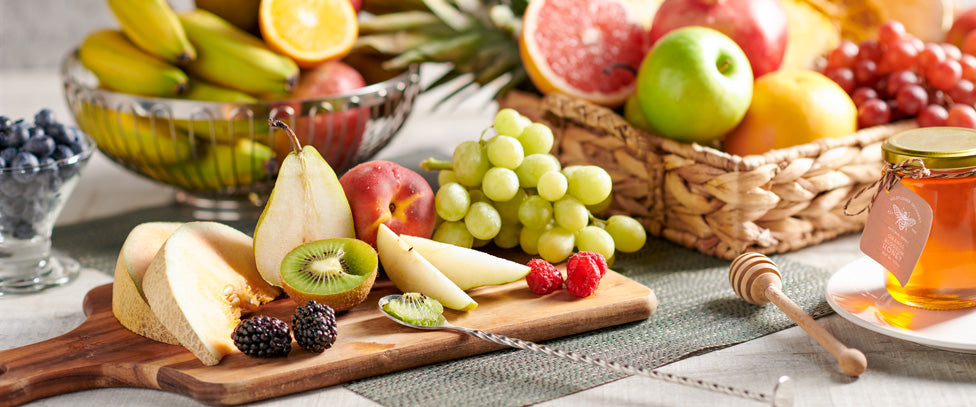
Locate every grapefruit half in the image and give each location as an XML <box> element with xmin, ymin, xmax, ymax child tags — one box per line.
<box><xmin>519</xmin><ymin>0</ymin><xmax>653</xmax><ymax>108</ymax></box>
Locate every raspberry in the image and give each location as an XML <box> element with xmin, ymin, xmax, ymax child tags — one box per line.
<box><xmin>525</xmin><ymin>258</ymin><xmax>563</xmax><ymax>294</ymax></box>
<box><xmin>565</xmin><ymin>251</ymin><xmax>606</xmax><ymax>297</ymax></box>
<box><xmin>567</xmin><ymin>251</ymin><xmax>608</xmax><ymax>277</ymax></box>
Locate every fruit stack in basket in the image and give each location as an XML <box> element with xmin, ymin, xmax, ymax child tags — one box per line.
<box><xmin>68</xmin><ymin>0</ymin><xmax>412</xmax><ymax>196</ymax></box>
<box><xmin>356</xmin><ymin>0</ymin><xmax>967</xmax><ymax>259</ymax></box>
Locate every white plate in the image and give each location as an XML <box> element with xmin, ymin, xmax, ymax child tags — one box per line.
<box><xmin>826</xmin><ymin>256</ymin><xmax>976</xmax><ymax>353</ymax></box>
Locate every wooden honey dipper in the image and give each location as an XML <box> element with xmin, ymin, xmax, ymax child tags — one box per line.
<box><xmin>730</xmin><ymin>252</ymin><xmax>867</xmax><ymax>377</ymax></box>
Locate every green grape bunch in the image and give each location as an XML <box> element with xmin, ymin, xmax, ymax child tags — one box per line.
<box><xmin>421</xmin><ymin>108</ymin><xmax>647</xmax><ymax>263</ymax></box>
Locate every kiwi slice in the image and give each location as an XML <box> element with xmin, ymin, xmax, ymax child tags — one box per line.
<box><xmin>280</xmin><ymin>238</ymin><xmax>378</xmax><ymax>312</ymax></box>
<box><xmin>383</xmin><ymin>292</ymin><xmax>445</xmax><ymax>327</ymax></box>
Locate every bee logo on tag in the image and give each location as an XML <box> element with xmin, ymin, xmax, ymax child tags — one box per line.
<box><xmin>891</xmin><ymin>204</ymin><xmax>917</xmax><ymax>231</ymax></box>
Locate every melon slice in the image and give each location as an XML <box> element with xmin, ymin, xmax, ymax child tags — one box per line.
<box><xmin>112</xmin><ymin>222</ymin><xmax>183</xmax><ymax>345</ymax></box>
<box><xmin>399</xmin><ymin>234</ymin><xmax>530</xmax><ymax>290</ymax></box>
<box><xmin>376</xmin><ymin>224</ymin><xmax>477</xmax><ymax>311</ymax></box>
<box><xmin>143</xmin><ymin>222</ymin><xmax>281</xmax><ymax>366</ymax></box>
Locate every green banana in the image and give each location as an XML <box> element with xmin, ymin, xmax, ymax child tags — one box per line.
<box><xmin>183</xmin><ymin>78</ymin><xmax>258</xmax><ymax>103</ymax></box>
<box><xmin>178</xmin><ymin>9</ymin><xmax>299</xmax><ymax>98</ymax></box>
<box><xmin>78</xmin><ymin>29</ymin><xmax>189</xmax><ymax>97</ymax></box>
<box><xmin>157</xmin><ymin>138</ymin><xmax>274</xmax><ymax>190</ymax></box>
<box><xmin>107</xmin><ymin>0</ymin><xmax>196</xmax><ymax>63</ymax></box>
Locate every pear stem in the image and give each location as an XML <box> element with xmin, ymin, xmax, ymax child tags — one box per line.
<box><xmin>269</xmin><ymin>118</ymin><xmax>302</xmax><ymax>153</ymax></box>
<box><xmin>420</xmin><ymin>157</ymin><xmax>453</xmax><ymax>171</ymax></box>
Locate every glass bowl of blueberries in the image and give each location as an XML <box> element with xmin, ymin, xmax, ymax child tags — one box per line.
<box><xmin>0</xmin><ymin>109</ymin><xmax>94</xmax><ymax>295</ymax></box>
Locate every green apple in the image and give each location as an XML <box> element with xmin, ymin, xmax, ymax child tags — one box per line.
<box><xmin>636</xmin><ymin>26</ymin><xmax>753</xmax><ymax>144</ymax></box>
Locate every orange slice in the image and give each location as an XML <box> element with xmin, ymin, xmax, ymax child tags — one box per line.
<box><xmin>519</xmin><ymin>0</ymin><xmax>652</xmax><ymax>108</ymax></box>
<box><xmin>259</xmin><ymin>0</ymin><xmax>358</xmax><ymax>68</ymax></box>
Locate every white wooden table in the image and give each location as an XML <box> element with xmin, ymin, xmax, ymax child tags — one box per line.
<box><xmin>2</xmin><ymin>69</ymin><xmax>975</xmax><ymax>407</ymax></box>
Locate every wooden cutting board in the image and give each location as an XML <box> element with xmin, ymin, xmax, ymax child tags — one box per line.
<box><xmin>0</xmin><ymin>271</ymin><xmax>655</xmax><ymax>406</ymax></box>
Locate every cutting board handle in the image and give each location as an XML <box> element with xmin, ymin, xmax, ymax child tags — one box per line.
<box><xmin>0</xmin><ymin>320</ymin><xmax>114</xmax><ymax>406</ymax></box>
<box><xmin>0</xmin><ymin>285</ymin><xmax>181</xmax><ymax>406</ymax></box>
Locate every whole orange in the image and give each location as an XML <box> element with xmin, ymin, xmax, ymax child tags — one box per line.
<box><xmin>723</xmin><ymin>69</ymin><xmax>857</xmax><ymax>156</ymax></box>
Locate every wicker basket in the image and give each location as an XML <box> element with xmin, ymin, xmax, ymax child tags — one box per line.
<box><xmin>501</xmin><ymin>92</ymin><xmax>915</xmax><ymax>260</ymax></box>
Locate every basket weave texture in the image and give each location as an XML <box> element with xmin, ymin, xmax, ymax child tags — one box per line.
<box><xmin>508</xmin><ymin>92</ymin><xmax>915</xmax><ymax>260</ymax></box>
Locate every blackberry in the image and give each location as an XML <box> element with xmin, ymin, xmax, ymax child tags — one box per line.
<box><xmin>292</xmin><ymin>301</ymin><xmax>337</xmax><ymax>353</ymax></box>
<box><xmin>232</xmin><ymin>316</ymin><xmax>292</xmax><ymax>358</ymax></box>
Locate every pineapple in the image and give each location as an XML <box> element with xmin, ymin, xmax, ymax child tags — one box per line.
<box><xmin>356</xmin><ymin>0</ymin><xmax>529</xmax><ymax>106</ymax></box>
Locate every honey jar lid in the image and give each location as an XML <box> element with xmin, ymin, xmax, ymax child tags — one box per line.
<box><xmin>882</xmin><ymin>127</ymin><xmax>976</xmax><ymax>169</ymax></box>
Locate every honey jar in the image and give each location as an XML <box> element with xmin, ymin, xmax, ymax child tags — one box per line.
<box><xmin>881</xmin><ymin>127</ymin><xmax>976</xmax><ymax>309</ymax></box>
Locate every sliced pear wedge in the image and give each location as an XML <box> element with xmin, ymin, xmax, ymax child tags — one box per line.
<box><xmin>399</xmin><ymin>234</ymin><xmax>530</xmax><ymax>290</ymax></box>
<box><xmin>376</xmin><ymin>224</ymin><xmax>477</xmax><ymax>311</ymax></box>
<box><xmin>143</xmin><ymin>222</ymin><xmax>282</xmax><ymax>366</ymax></box>
<box><xmin>112</xmin><ymin>222</ymin><xmax>184</xmax><ymax>345</ymax></box>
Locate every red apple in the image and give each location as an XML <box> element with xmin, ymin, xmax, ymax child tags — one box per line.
<box><xmin>648</xmin><ymin>0</ymin><xmax>788</xmax><ymax>78</ymax></box>
<box><xmin>349</xmin><ymin>0</ymin><xmax>362</xmax><ymax>12</ymax></box>
<box><xmin>948</xmin><ymin>7</ymin><xmax>976</xmax><ymax>49</ymax></box>
<box><xmin>339</xmin><ymin>160</ymin><xmax>436</xmax><ymax>248</ymax></box>
<box><xmin>272</xmin><ymin>61</ymin><xmax>369</xmax><ymax>172</ymax></box>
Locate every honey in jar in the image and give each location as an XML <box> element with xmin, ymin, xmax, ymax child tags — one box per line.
<box><xmin>881</xmin><ymin>127</ymin><xmax>976</xmax><ymax>309</ymax></box>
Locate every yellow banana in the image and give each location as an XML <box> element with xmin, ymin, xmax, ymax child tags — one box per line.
<box><xmin>79</xmin><ymin>29</ymin><xmax>189</xmax><ymax>97</ymax></box>
<box><xmin>76</xmin><ymin>102</ymin><xmax>195</xmax><ymax>166</ymax></box>
<box><xmin>178</xmin><ymin>9</ymin><xmax>299</xmax><ymax>98</ymax></box>
<box><xmin>107</xmin><ymin>0</ymin><xmax>196</xmax><ymax>63</ymax></box>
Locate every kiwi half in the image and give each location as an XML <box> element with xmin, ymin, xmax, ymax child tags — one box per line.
<box><xmin>382</xmin><ymin>292</ymin><xmax>445</xmax><ymax>327</ymax></box>
<box><xmin>280</xmin><ymin>238</ymin><xmax>378</xmax><ymax>312</ymax></box>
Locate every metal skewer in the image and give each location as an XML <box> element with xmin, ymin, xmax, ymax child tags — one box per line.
<box><xmin>378</xmin><ymin>294</ymin><xmax>794</xmax><ymax>406</ymax></box>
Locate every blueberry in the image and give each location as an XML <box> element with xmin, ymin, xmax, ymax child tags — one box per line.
<box><xmin>11</xmin><ymin>152</ymin><xmax>38</xmax><ymax>169</ymax></box>
<box><xmin>0</xmin><ymin>116</ymin><xmax>11</xmax><ymax>133</ymax></box>
<box><xmin>0</xmin><ymin>155</ymin><xmax>5</xmax><ymax>169</ymax></box>
<box><xmin>3</xmin><ymin>123</ymin><xmax>29</xmax><ymax>149</ymax></box>
<box><xmin>68</xmin><ymin>136</ymin><xmax>89</xmax><ymax>155</ymax></box>
<box><xmin>11</xmin><ymin>152</ymin><xmax>39</xmax><ymax>183</ymax></box>
<box><xmin>0</xmin><ymin>148</ymin><xmax>17</xmax><ymax>166</ymax></box>
<box><xmin>34</xmin><ymin>109</ymin><xmax>56</xmax><ymax>127</ymax></box>
<box><xmin>23</xmin><ymin>135</ymin><xmax>55</xmax><ymax>159</ymax></box>
<box><xmin>50</xmin><ymin>145</ymin><xmax>74</xmax><ymax>161</ymax></box>
<box><xmin>45</xmin><ymin>123</ymin><xmax>72</xmax><ymax>145</ymax></box>
<box><xmin>27</xmin><ymin>126</ymin><xmax>45</xmax><ymax>139</ymax></box>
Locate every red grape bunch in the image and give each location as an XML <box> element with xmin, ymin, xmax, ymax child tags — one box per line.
<box><xmin>821</xmin><ymin>20</ymin><xmax>976</xmax><ymax>129</ymax></box>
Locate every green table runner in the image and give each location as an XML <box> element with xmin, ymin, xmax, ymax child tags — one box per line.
<box><xmin>53</xmin><ymin>204</ymin><xmax>832</xmax><ymax>406</ymax></box>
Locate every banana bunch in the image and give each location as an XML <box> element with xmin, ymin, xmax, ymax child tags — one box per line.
<box><xmin>79</xmin><ymin>0</ymin><xmax>299</xmax><ymax>100</ymax></box>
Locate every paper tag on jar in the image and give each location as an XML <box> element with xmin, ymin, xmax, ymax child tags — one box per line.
<box><xmin>859</xmin><ymin>182</ymin><xmax>933</xmax><ymax>287</ymax></box>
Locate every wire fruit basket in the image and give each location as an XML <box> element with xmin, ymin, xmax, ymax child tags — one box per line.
<box><xmin>60</xmin><ymin>50</ymin><xmax>421</xmax><ymax>218</ymax></box>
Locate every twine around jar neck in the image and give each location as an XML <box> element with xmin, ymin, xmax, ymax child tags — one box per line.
<box><xmin>843</xmin><ymin>158</ymin><xmax>976</xmax><ymax>216</ymax></box>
